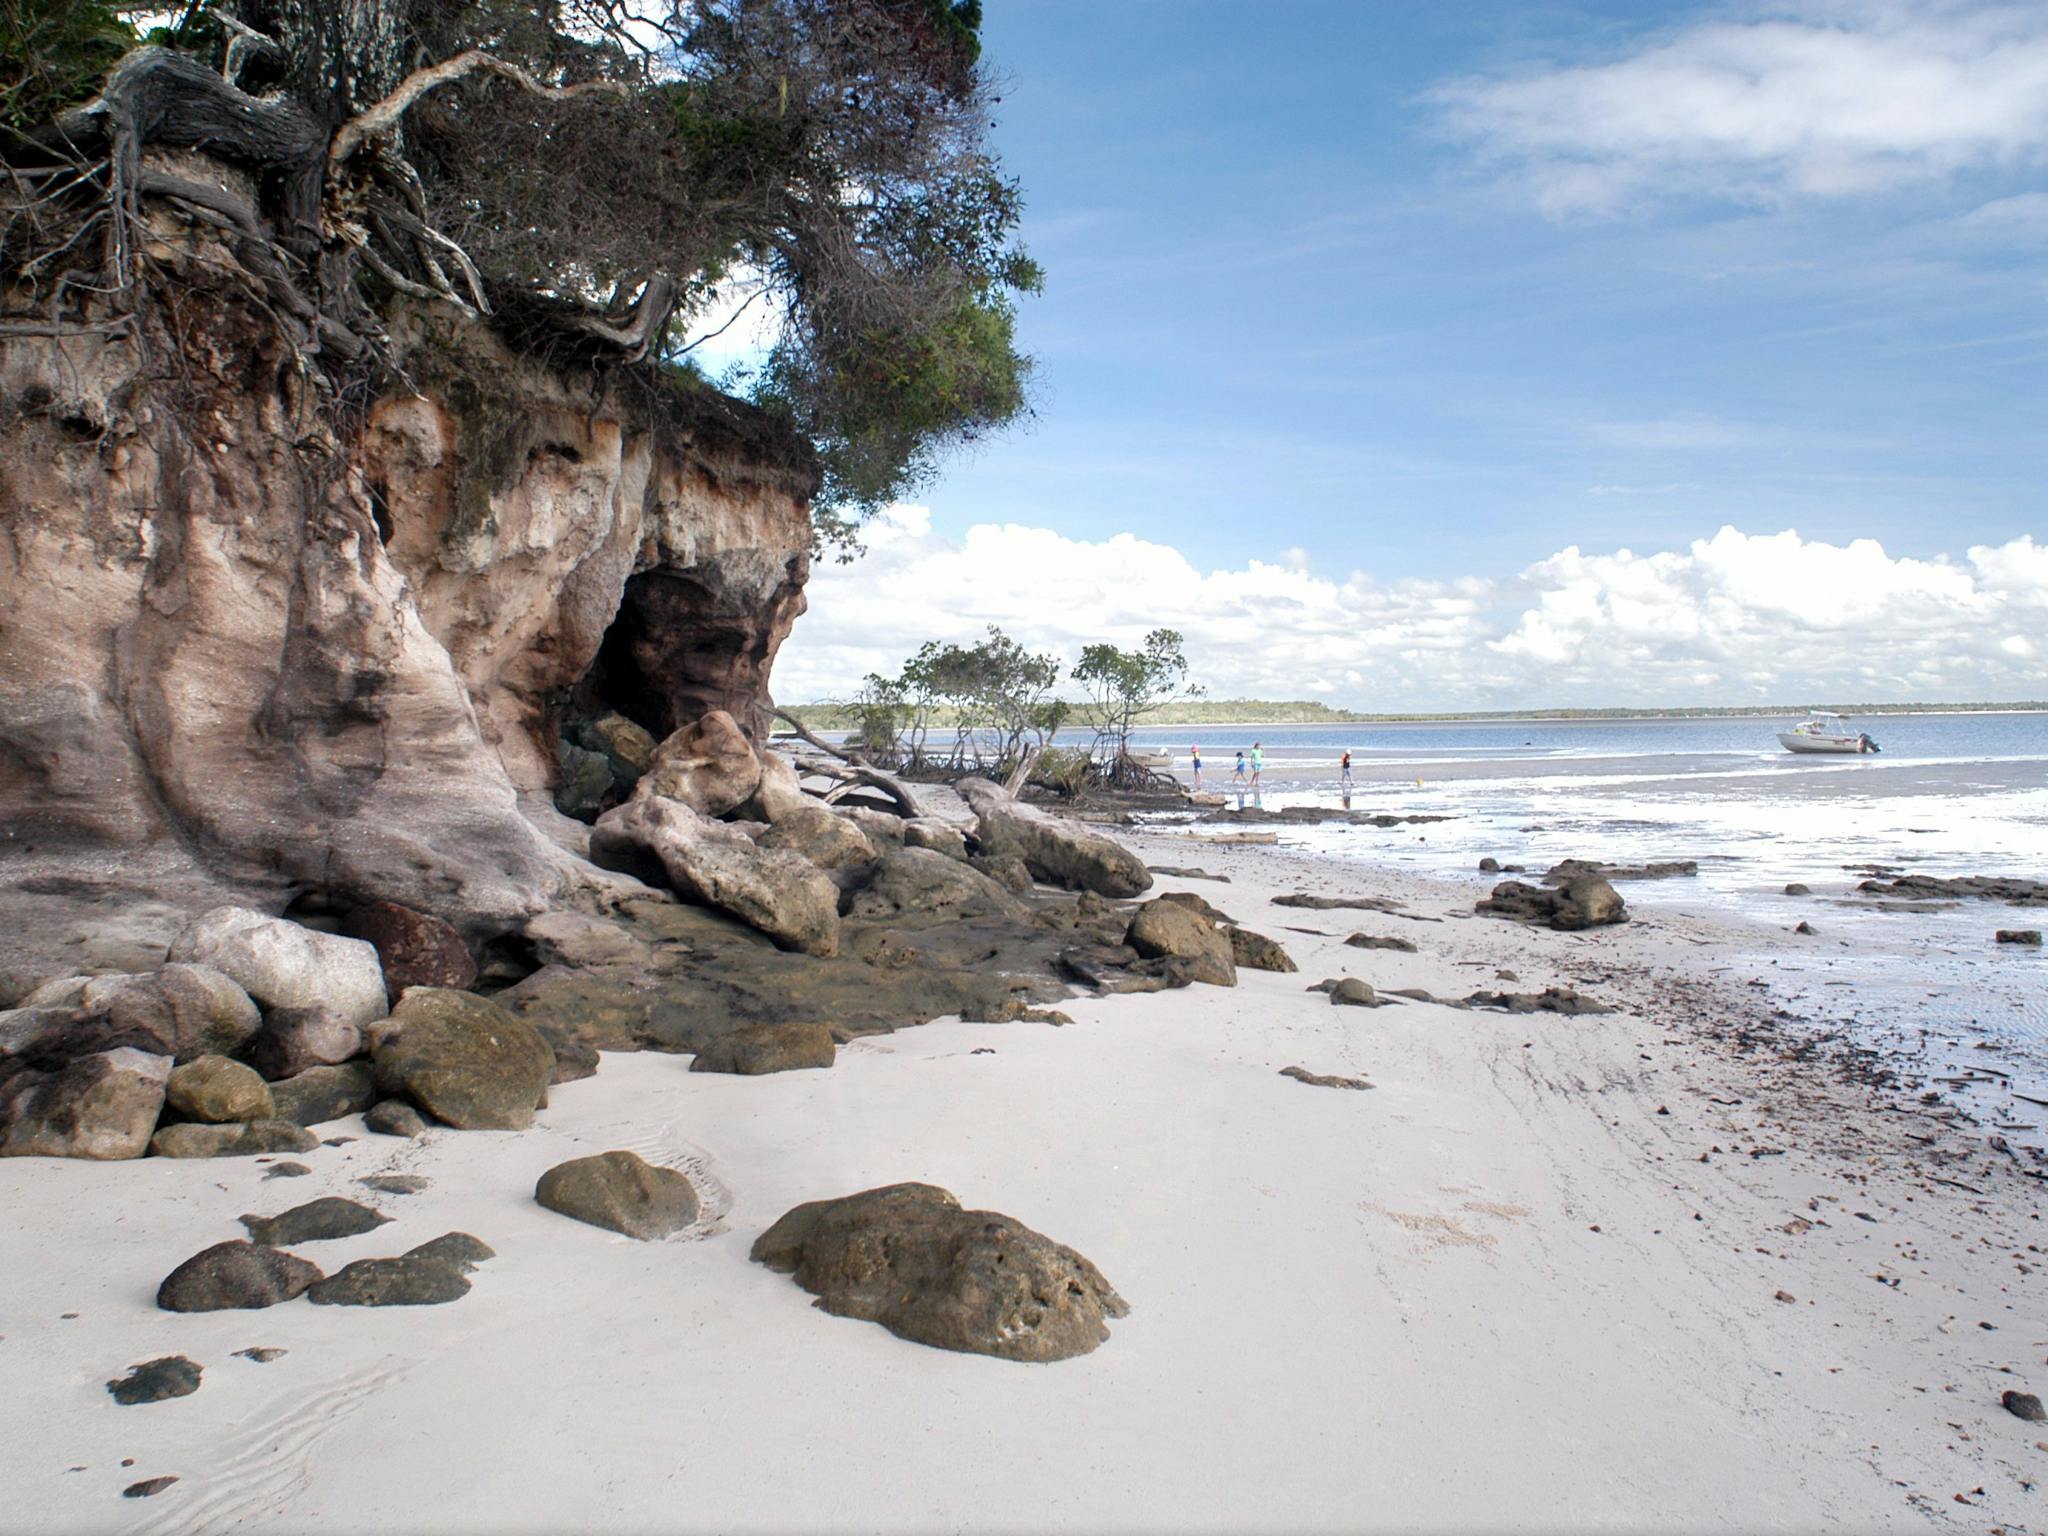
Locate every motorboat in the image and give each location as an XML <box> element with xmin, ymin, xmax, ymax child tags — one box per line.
<box><xmin>1778</xmin><ymin>712</ymin><xmax>1880</xmax><ymax>754</ymax></box>
<box><xmin>1130</xmin><ymin>750</ymin><xmax>1175</xmax><ymax>770</ymax></box>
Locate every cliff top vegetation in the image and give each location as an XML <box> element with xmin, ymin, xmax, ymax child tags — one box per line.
<box><xmin>1</xmin><ymin>0</ymin><xmax>1036</xmax><ymax>545</ymax></box>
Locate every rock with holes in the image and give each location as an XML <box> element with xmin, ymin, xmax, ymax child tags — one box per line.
<box><xmin>341</xmin><ymin>901</ymin><xmax>476</xmax><ymax>1001</ymax></box>
<box><xmin>369</xmin><ymin>988</ymin><xmax>554</xmax><ymax>1131</ymax></box>
<box><xmin>241</xmin><ymin>1197</ymin><xmax>391</xmax><ymax>1246</ymax></box>
<box><xmin>756</xmin><ymin>801</ymin><xmax>877</xmax><ymax>871</ymax></box>
<box><xmin>158</xmin><ymin>1241</ymin><xmax>322</xmax><ymax>1312</ymax></box>
<box><xmin>690</xmin><ymin>1021</ymin><xmax>835</xmax><ymax>1075</ymax></box>
<box><xmin>165</xmin><ymin>1055</ymin><xmax>273</xmax><ymax>1124</ymax></box>
<box><xmin>957</xmin><ymin>779</ymin><xmax>1151</xmax><ymax>899</ymax></box>
<box><xmin>0</xmin><ymin>1046</ymin><xmax>171</xmax><ymax>1160</ymax></box>
<box><xmin>535</xmin><ymin>1150</ymin><xmax>699</xmax><ymax>1239</ymax></box>
<box><xmin>168</xmin><ymin>908</ymin><xmax>387</xmax><ymax>1037</ymax></box>
<box><xmin>1124</xmin><ymin>899</ymin><xmax>1235</xmax><ymax>987</ymax></box>
<box><xmin>590</xmin><ymin>797</ymin><xmax>840</xmax><ymax>956</ymax></box>
<box><xmin>902</xmin><ymin>818</ymin><xmax>968</xmax><ymax>860</ymax></box>
<box><xmin>634</xmin><ymin>709</ymin><xmax>762</xmax><ymax>817</ymax></box>
<box><xmin>752</xmin><ymin>1182</ymin><xmax>1128</xmax><ymax>1362</ymax></box>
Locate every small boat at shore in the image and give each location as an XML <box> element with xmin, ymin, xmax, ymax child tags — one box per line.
<box><xmin>1778</xmin><ymin>712</ymin><xmax>1880</xmax><ymax>755</ymax></box>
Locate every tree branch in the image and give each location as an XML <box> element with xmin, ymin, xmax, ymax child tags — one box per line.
<box><xmin>329</xmin><ymin>49</ymin><xmax>631</xmax><ymax>169</ymax></box>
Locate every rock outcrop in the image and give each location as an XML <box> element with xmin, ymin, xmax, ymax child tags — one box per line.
<box><xmin>0</xmin><ymin>1046</ymin><xmax>171</xmax><ymax>1159</ymax></box>
<box><xmin>1476</xmin><ymin>877</ymin><xmax>1627</xmax><ymax>931</ymax></box>
<box><xmin>957</xmin><ymin>780</ymin><xmax>1152</xmax><ymax>898</ymax></box>
<box><xmin>0</xmin><ymin>276</ymin><xmax>818</xmax><ymax>975</ymax></box>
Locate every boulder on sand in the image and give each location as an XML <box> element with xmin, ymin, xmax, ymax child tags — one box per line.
<box><xmin>590</xmin><ymin>797</ymin><xmax>840</xmax><ymax>956</ymax></box>
<box><xmin>307</xmin><ymin>1256</ymin><xmax>470</xmax><ymax>1307</ymax></box>
<box><xmin>957</xmin><ymin>779</ymin><xmax>1151</xmax><ymax>899</ymax></box>
<box><xmin>1475</xmin><ymin>876</ymin><xmax>1627</xmax><ymax>931</ymax></box>
<box><xmin>365</xmin><ymin>1098</ymin><xmax>430</xmax><ymax>1137</ymax></box>
<box><xmin>1313</xmin><ymin>977</ymin><xmax>1379</xmax><ymax>1008</ymax></box>
<box><xmin>241</xmin><ymin>1197</ymin><xmax>391</xmax><ymax>1246</ymax></box>
<box><xmin>157</xmin><ymin>1241</ymin><xmax>321</xmax><ymax>1311</ymax></box>
<box><xmin>370</xmin><ymin>988</ymin><xmax>554</xmax><ymax>1131</ymax></box>
<box><xmin>1227</xmin><ymin>926</ymin><xmax>1296</xmax><ymax>973</ymax></box>
<box><xmin>266</xmin><ymin>1062</ymin><xmax>378</xmax><ymax>1126</ymax></box>
<box><xmin>751</xmin><ymin>1182</ymin><xmax>1128</xmax><ymax>1362</ymax></box>
<box><xmin>107</xmin><ymin>1357</ymin><xmax>202</xmax><ymax>1404</ymax></box>
<box><xmin>98</xmin><ymin>964</ymin><xmax>261</xmax><ymax>1062</ymax></box>
<box><xmin>341</xmin><ymin>901</ymin><xmax>476</xmax><ymax>1000</ymax></box>
<box><xmin>0</xmin><ymin>1047</ymin><xmax>171</xmax><ymax>1159</ymax></box>
<box><xmin>536</xmin><ymin>1150</ymin><xmax>699</xmax><ymax>1239</ymax></box>
<box><xmin>165</xmin><ymin>1055</ymin><xmax>274</xmax><ymax>1124</ymax></box>
<box><xmin>168</xmin><ymin>907</ymin><xmax>388</xmax><ymax>1034</ymax></box>
<box><xmin>690</xmin><ymin>1021</ymin><xmax>835</xmax><ymax>1075</ymax></box>
<box><xmin>149</xmin><ymin>1119</ymin><xmax>318</xmax><ymax>1158</ymax></box>
<box><xmin>1124</xmin><ymin>898</ymin><xmax>1236</xmax><ymax>987</ymax></box>
<box><xmin>635</xmin><ymin>709</ymin><xmax>762</xmax><ymax>817</ymax></box>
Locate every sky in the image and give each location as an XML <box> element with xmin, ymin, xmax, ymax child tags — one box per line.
<box><xmin>764</xmin><ymin>0</ymin><xmax>2048</xmax><ymax>710</ymax></box>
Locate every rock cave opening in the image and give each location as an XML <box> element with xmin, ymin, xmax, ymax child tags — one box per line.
<box><xmin>547</xmin><ymin>562</ymin><xmax>801</xmax><ymax>824</ymax></box>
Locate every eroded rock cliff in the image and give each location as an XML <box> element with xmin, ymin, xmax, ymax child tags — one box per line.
<box><xmin>0</xmin><ymin>216</ymin><xmax>816</xmax><ymax>975</ymax></box>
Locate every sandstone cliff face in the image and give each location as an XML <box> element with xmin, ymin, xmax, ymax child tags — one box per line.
<box><xmin>0</xmin><ymin>242</ymin><xmax>816</xmax><ymax>974</ymax></box>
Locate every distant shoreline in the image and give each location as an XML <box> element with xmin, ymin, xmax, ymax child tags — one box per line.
<box><xmin>783</xmin><ymin>700</ymin><xmax>2048</xmax><ymax>731</ymax></box>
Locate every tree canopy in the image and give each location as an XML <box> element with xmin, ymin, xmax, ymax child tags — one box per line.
<box><xmin>0</xmin><ymin>0</ymin><xmax>1037</xmax><ymax>537</ymax></box>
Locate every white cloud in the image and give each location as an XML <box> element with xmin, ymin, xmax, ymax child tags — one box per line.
<box><xmin>1429</xmin><ymin>2</ymin><xmax>2048</xmax><ymax>215</ymax></box>
<box><xmin>772</xmin><ymin>515</ymin><xmax>2048</xmax><ymax>708</ymax></box>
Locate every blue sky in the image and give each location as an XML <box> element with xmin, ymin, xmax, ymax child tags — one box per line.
<box><xmin>770</xmin><ymin>0</ymin><xmax>2048</xmax><ymax>708</ymax></box>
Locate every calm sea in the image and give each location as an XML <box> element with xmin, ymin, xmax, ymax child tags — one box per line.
<box><xmin>1123</xmin><ymin>714</ymin><xmax>2048</xmax><ymax>1121</ymax></box>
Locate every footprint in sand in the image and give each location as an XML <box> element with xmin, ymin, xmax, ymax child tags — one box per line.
<box><xmin>1365</xmin><ymin>1198</ymin><xmax>1528</xmax><ymax>1254</ymax></box>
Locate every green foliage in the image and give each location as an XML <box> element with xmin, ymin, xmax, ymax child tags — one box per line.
<box><xmin>1072</xmin><ymin>628</ymin><xmax>1200</xmax><ymax>764</ymax></box>
<box><xmin>0</xmin><ymin>0</ymin><xmax>133</xmax><ymax>136</ymax></box>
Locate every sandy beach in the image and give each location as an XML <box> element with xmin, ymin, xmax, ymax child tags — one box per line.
<box><xmin>6</xmin><ymin>824</ymin><xmax>2043</xmax><ymax>1535</ymax></box>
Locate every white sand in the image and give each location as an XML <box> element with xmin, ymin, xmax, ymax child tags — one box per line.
<box><xmin>4</xmin><ymin>836</ymin><xmax>2045</xmax><ymax>1533</ymax></box>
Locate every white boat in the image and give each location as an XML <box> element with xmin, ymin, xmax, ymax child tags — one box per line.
<box><xmin>1778</xmin><ymin>712</ymin><xmax>1880</xmax><ymax>755</ymax></box>
<box><xmin>1131</xmin><ymin>751</ymin><xmax>1174</xmax><ymax>770</ymax></box>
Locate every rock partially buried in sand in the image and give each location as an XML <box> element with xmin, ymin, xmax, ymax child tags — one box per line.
<box><xmin>158</xmin><ymin>1241</ymin><xmax>322</xmax><ymax>1311</ymax></box>
<box><xmin>1315</xmin><ymin>978</ymin><xmax>1378</xmax><ymax>1008</ymax></box>
<box><xmin>123</xmin><ymin>1475</ymin><xmax>179</xmax><ymax>1498</ymax></box>
<box><xmin>2003</xmin><ymin>1390</ymin><xmax>2046</xmax><ymax>1422</ymax></box>
<box><xmin>1345</xmin><ymin>933</ymin><xmax>1416</xmax><ymax>953</ymax></box>
<box><xmin>266</xmin><ymin>1063</ymin><xmax>378</xmax><ymax>1127</ymax></box>
<box><xmin>0</xmin><ymin>1047</ymin><xmax>171</xmax><ymax>1160</ymax></box>
<box><xmin>1227</xmin><ymin>926</ymin><xmax>1296</xmax><ymax>973</ymax></box>
<box><xmin>405</xmin><ymin>1232</ymin><xmax>496</xmax><ymax>1272</ymax></box>
<box><xmin>1124</xmin><ymin>899</ymin><xmax>1236</xmax><ymax>987</ymax></box>
<box><xmin>370</xmin><ymin>988</ymin><xmax>554</xmax><ymax>1131</ymax></box>
<box><xmin>1783</xmin><ymin>883</ymin><xmax>1811</xmax><ymax>896</ymax></box>
<box><xmin>1281</xmin><ymin>1065</ymin><xmax>1373</xmax><ymax>1091</ymax></box>
<box><xmin>536</xmin><ymin>1150</ymin><xmax>700</xmax><ymax>1239</ymax></box>
<box><xmin>1458</xmin><ymin>987</ymin><xmax>1613</xmax><ymax>1016</ymax></box>
<box><xmin>1996</xmin><ymin>930</ymin><xmax>2043</xmax><ymax>946</ymax></box>
<box><xmin>364</xmin><ymin>1099</ymin><xmax>430</xmax><ymax>1138</ymax></box>
<box><xmin>165</xmin><ymin>1055</ymin><xmax>273</xmax><ymax>1124</ymax></box>
<box><xmin>690</xmin><ymin>1021</ymin><xmax>835</xmax><ymax>1076</ymax></box>
<box><xmin>751</xmin><ymin>1182</ymin><xmax>1128</xmax><ymax>1362</ymax></box>
<box><xmin>168</xmin><ymin>907</ymin><xmax>387</xmax><ymax>1035</ymax></box>
<box><xmin>149</xmin><ymin>1119</ymin><xmax>318</xmax><ymax>1159</ymax></box>
<box><xmin>240</xmin><ymin>1198</ymin><xmax>391</xmax><ymax>1246</ymax></box>
<box><xmin>307</xmin><ymin>1256</ymin><xmax>471</xmax><ymax>1307</ymax></box>
<box><xmin>1475</xmin><ymin>876</ymin><xmax>1627</xmax><ymax>932</ymax></box>
<box><xmin>107</xmin><ymin>1357</ymin><xmax>202</xmax><ymax>1404</ymax></box>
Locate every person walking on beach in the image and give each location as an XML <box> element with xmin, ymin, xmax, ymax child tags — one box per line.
<box><xmin>1250</xmin><ymin>741</ymin><xmax>1264</xmax><ymax>787</ymax></box>
<box><xmin>1340</xmin><ymin>750</ymin><xmax>1352</xmax><ymax>788</ymax></box>
<box><xmin>1233</xmin><ymin>751</ymin><xmax>1246</xmax><ymax>786</ymax></box>
<box><xmin>1190</xmin><ymin>744</ymin><xmax>1202</xmax><ymax>785</ymax></box>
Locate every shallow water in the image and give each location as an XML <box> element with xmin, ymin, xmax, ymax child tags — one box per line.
<box><xmin>1128</xmin><ymin>714</ymin><xmax>2048</xmax><ymax>1121</ymax></box>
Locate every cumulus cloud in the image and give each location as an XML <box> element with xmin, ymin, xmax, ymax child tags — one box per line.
<box><xmin>772</xmin><ymin>513</ymin><xmax>2048</xmax><ymax>708</ymax></box>
<box><xmin>1428</xmin><ymin>2</ymin><xmax>2048</xmax><ymax>215</ymax></box>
